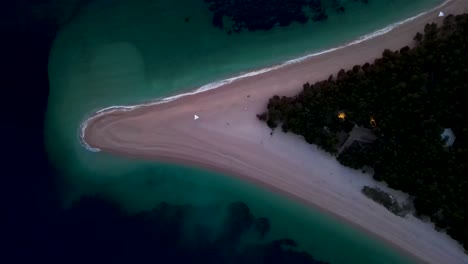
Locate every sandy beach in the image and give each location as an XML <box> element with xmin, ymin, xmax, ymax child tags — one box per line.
<box><xmin>83</xmin><ymin>0</ymin><xmax>468</xmax><ymax>263</ymax></box>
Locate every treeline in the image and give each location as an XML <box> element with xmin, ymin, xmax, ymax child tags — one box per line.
<box><xmin>258</xmin><ymin>14</ymin><xmax>468</xmax><ymax>250</ymax></box>
<box><xmin>204</xmin><ymin>0</ymin><xmax>368</xmax><ymax>33</ymax></box>
<box><xmin>12</xmin><ymin>195</ymin><xmax>327</xmax><ymax>264</ymax></box>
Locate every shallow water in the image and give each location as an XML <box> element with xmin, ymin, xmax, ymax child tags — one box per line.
<box><xmin>46</xmin><ymin>0</ymin><xmax>441</xmax><ymax>262</ymax></box>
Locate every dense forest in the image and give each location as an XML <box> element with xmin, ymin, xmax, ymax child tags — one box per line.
<box><xmin>2</xmin><ymin>1</ymin><xmax>329</xmax><ymax>263</ymax></box>
<box><xmin>204</xmin><ymin>0</ymin><xmax>368</xmax><ymax>33</ymax></box>
<box><xmin>258</xmin><ymin>14</ymin><xmax>468</xmax><ymax>250</ymax></box>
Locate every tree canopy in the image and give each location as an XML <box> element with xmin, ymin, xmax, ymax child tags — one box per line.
<box><xmin>258</xmin><ymin>14</ymin><xmax>468</xmax><ymax>250</ymax></box>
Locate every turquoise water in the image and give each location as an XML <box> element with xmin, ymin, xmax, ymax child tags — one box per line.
<box><xmin>46</xmin><ymin>0</ymin><xmax>442</xmax><ymax>263</ymax></box>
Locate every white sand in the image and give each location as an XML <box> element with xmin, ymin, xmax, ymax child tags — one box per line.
<box><xmin>83</xmin><ymin>1</ymin><xmax>468</xmax><ymax>263</ymax></box>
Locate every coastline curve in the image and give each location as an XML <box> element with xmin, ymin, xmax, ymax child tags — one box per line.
<box><xmin>78</xmin><ymin>0</ymin><xmax>451</xmax><ymax>152</ymax></box>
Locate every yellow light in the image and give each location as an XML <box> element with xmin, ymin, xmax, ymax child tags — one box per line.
<box><xmin>338</xmin><ymin>112</ymin><xmax>346</xmax><ymax>120</ymax></box>
<box><xmin>370</xmin><ymin>116</ymin><xmax>377</xmax><ymax>127</ymax></box>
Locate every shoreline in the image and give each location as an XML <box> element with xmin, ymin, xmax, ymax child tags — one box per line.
<box><xmin>142</xmin><ymin>153</ymin><xmax>426</xmax><ymax>264</ymax></box>
<box><xmin>81</xmin><ymin>0</ymin><xmax>468</xmax><ymax>263</ymax></box>
<box><xmin>78</xmin><ymin>0</ymin><xmax>449</xmax><ymax>153</ymax></box>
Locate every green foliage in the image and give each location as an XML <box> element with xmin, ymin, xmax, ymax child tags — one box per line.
<box><xmin>258</xmin><ymin>14</ymin><xmax>468</xmax><ymax>250</ymax></box>
<box><xmin>337</xmin><ymin>142</ymin><xmax>373</xmax><ymax>169</ymax></box>
<box><xmin>257</xmin><ymin>112</ymin><xmax>268</xmax><ymax>121</ymax></box>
